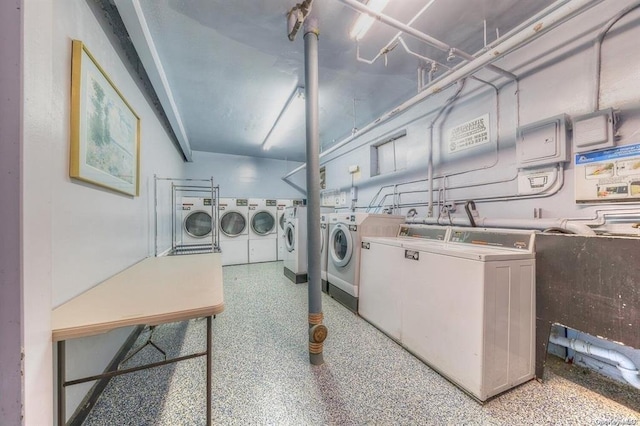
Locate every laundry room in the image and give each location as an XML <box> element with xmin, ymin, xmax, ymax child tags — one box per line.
<box><xmin>1</xmin><ymin>0</ymin><xmax>639</xmax><ymax>425</ymax></box>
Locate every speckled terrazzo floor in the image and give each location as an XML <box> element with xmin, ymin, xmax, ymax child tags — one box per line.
<box><xmin>82</xmin><ymin>261</ymin><xmax>640</xmax><ymax>425</ymax></box>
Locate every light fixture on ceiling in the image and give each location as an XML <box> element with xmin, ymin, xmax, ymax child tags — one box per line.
<box><xmin>262</xmin><ymin>86</ymin><xmax>305</xmax><ymax>151</ymax></box>
<box><xmin>349</xmin><ymin>0</ymin><xmax>391</xmax><ymax>41</ymax></box>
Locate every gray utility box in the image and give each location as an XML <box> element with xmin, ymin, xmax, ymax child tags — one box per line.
<box><xmin>572</xmin><ymin>108</ymin><xmax>617</xmax><ymax>153</ymax></box>
<box><xmin>516</xmin><ymin>114</ymin><xmax>570</xmax><ymax>168</ymax></box>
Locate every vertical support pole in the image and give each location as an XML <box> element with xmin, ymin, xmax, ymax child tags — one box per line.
<box><xmin>57</xmin><ymin>341</ymin><xmax>66</xmax><ymax>426</ymax></box>
<box><xmin>304</xmin><ymin>16</ymin><xmax>327</xmax><ymax>365</ymax></box>
<box><xmin>171</xmin><ymin>183</ymin><xmax>176</xmax><ymax>252</ymax></box>
<box><xmin>206</xmin><ymin>316</ymin><xmax>212</xmax><ymax>424</ymax></box>
<box><xmin>154</xmin><ymin>175</ymin><xmax>158</xmax><ymax>256</ymax></box>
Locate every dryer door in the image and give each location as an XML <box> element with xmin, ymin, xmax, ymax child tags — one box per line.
<box><xmin>220</xmin><ymin>211</ymin><xmax>247</xmax><ymax>237</ymax></box>
<box><xmin>184</xmin><ymin>210</ymin><xmax>212</xmax><ymax>238</ymax></box>
<box><xmin>329</xmin><ymin>223</ymin><xmax>353</xmax><ymax>267</ymax></box>
<box><xmin>279</xmin><ymin>213</ymin><xmax>286</xmax><ymax>231</ymax></box>
<box><xmin>251</xmin><ymin>211</ymin><xmax>275</xmax><ymax>236</ymax></box>
<box><xmin>285</xmin><ymin>222</ymin><xmax>295</xmax><ymax>252</ymax></box>
<box><xmin>320</xmin><ymin>225</ymin><xmax>325</xmax><ymax>254</ymax></box>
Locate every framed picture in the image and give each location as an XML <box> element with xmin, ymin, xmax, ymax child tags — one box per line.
<box><xmin>70</xmin><ymin>40</ymin><xmax>140</xmax><ymax>196</ymax></box>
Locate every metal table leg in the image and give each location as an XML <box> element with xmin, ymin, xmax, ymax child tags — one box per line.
<box><xmin>58</xmin><ymin>340</ymin><xmax>66</xmax><ymax>426</ymax></box>
<box><xmin>206</xmin><ymin>316</ymin><xmax>212</xmax><ymax>424</ymax></box>
<box><xmin>56</xmin><ymin>316</ymin><xmax>214</xmax><ymax>425</ymax></box>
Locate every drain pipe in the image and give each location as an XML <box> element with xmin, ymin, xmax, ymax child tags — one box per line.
<box><xmin>406</xmin><ymin>216</ymin><xmax>596</xmax><ymax>235</ymax></box>
<box><xmin>550</xmin><ymin>333</ymin><xmax>640</xmax><ymax>389</ymax></box>
<box><xmin>303</xmin><ymin>16</ymin><xmax>328</xmax><ymax>366</ymax></box>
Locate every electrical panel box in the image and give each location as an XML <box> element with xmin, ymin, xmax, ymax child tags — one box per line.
<box><xmin>572</xmin><ymin>108</ymin><xmax>616</xmax><ymax>153</ymax></box>
<box><xmin>516</xmin><ymin>114</ymin><xmax>569</xmax><ymax>168</ymax></box>
<box><xmin>517</xmin><ymin>168</ymin><xmax>558</xmax><ymax>195</ymax></box>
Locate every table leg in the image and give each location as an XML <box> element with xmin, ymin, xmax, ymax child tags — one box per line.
<box><xmin>206</xmin><ymin>316</ymin><xmax>212</xmax><ymax>425</ymax></box>
<box><xmin>57</xmin><ymin>340</ymin><xmax>66</xmax><ymax>426</ymax></box>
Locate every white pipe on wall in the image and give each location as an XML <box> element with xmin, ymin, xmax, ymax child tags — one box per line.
<box><xmin>283</xmin><ymin>0</ymin><xmax>604</xmax><ymax>181</ymax></box>
<box><xmin>406</xmin><ymin>216</ymin><xmax>596</xmax><ymax>235</ymax></box>
<box><xmin>550</xmin><ymin>333</ymin><xmax>640</xmax><ymax>389</ymax></box>
<box><xmin>338</xmin><ymin>0</ymin><xmax>517</xmax><ymax>80</ymax></box>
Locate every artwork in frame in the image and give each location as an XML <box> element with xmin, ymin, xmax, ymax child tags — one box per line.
<box><xmin>70</xmin><ymin>39</ymin><xmax>140</xmax><ymax>196</ymax></box>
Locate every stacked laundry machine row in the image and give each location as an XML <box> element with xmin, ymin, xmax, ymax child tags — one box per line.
<box><xmin>178</xmin><ymin>197</ymin><xmax>303</xmax><ymax>266</ymax></box>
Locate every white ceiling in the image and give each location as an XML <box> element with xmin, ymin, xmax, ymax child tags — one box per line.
<box><xmin>114</xmin><ymin>0</ymin><xmax>555</xmax><ymax>162</ymax></box>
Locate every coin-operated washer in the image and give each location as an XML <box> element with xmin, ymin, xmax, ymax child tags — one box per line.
<box><xmin>218</xmin><ymin>198</ymin><xmax>249</xmax><ymax>265</ymax></box>
<box><xmin>248</xmin><ymin>198</ymin><xmax>277</xmax><ymax>263</ymax></box>
<box><xmin>326</xmin><ymin>212</ymin><xmax>405</xmax><ymax>313</ymax></box>
<box><xmin>283</xmin><ymin>205</ymin><xmax>308</xmax><ymax>283</ymax></box>
<box><xmin>401</xmin><ymin>227</ymin><xmax>536</xmax><ymax>401</ymax></box>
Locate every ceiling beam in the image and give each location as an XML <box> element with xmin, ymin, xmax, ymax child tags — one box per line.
<box><xmin>113</xmin><ymin>0</ymin><xmax>193</xmax><ymax>161</ymax></box>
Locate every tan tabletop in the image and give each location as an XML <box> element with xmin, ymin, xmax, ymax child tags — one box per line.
<box><xmin>52</xmin><ymin>253</ymin><xmax>224</xmax><ymax>341</ymax></box>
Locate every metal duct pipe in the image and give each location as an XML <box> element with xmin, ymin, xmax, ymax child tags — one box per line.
<box><xmin>550</xmin><ymin>333</ymin><xmax>640</xmax><ymax>390</ymax></box>
<box><xmin>283</xmin><ymin>0</ymin><xmax>603</xmax><ymax>182</ymax></box>
<box><xmin>337</xmin><ymin>0</ymin><xmax>517</xmax><ymax>80</ymax></box>
<box><xmin>406</xmin><ymin>216</ymin><xmax>596</xmax><ymax>235</ymax></box>
<box><xmin>303</xmin><ymin>17</ymin><xmax>327</xmax><ymax>366</ymax></box>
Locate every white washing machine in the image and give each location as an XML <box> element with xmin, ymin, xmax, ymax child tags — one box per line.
<box><xmin>283</xmin><ymin>205</ymin><xmax>308</xmax><ymax>283</ymax></box>
<box><xmin>320</xmin><ymin>210</ymin><xmax>334</xmax><ymax>294</ymax></box>
<box><xmin>359</xmin><ymin>224</ymin><xmax>449</xmax><ymax>341</ymax></box>
<box><xmin>276</xmin><ymin>199</ymin><xmax>293</xmax><ymax>261</ymax></box>
<box><xmin>179</xmin><ymin>197</ymin><xmax>214</xmax><ymax>247</ymax></box>
<box><xmin>326</xmin><ymin>212</ymin><xmax>405</xmax><ymax>312</ymax></box>
<box><xmin>248</xmin><ymin>199</ymin><xmax>278</xmax><ymax>263</ymax></box>
<box><xmin>400</xmin><ymin>227</ymin><xmax>536</xmax><ymax>401</ymax></box>
<box><xmin>218</xmin><ymin>198</ymin><xmax>249</xmax><ymax>265</ymax></box>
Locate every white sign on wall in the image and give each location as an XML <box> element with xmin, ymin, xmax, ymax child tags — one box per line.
<box><xmin>447</xmin><ymin>114</ymin><xmax>490</xmax><ymax>154</ymax></box>
<box><xmin>575</xmin><ymin>143</ymin><xmax>640</xmax><ymax>203</ymax></box>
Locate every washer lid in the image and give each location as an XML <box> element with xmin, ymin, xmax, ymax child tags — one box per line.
<box><xmin>251</xmin><ymin>211</ymin><xmax>275</xmax><ymax>235</ymax></box>
<box><xmin>220</xmin><ymin>211</ymin><xmax>246</xmax><ymax>237</ymax></box>
<box><xmin>329</xmin><ymin>223</ymin><xmax>353</xmax><ymax>267</ymax></box>
<box><xmin>184</xmin><ymin>211</ymin><xmax>212</xmax><ymax>238</ymax></box>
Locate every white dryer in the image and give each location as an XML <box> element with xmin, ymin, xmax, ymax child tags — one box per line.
<box><xmin>179</xmin><ymin>197</ymin><xmax>214</xmax><ymax>246</ymax></box>
<box><xmin>248</xmin><ymin>199</ymin><xmax>278</xmax><ymax>263</ymax></box>
<box><xmin>283</xmin><ymin>205</ymin><xmax>307</xmax><ymax>283</ymax></box>
<box><xmin>326</xmin><ymin>212</ymin><xmax>404</xmax><ymax>312</ymax></box>
<box><xmin>359</xmin><ymin>224</ymin><xmax>449</xmax><ymax>341</ymax></box>
<box><xmin>218</xmin><ymin>198</ymin><xmax>249</xmax><ymax>265</ymax></box>
<box><xmin>276</xmin><ymin>199</ymin><xmax>293</xmax><ymax>261</ymax></box>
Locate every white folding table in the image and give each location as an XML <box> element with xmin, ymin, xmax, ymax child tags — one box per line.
<box><xmin>52</xmin><ymin>253</ymin><xmax>225</xmax><ymax>425</ymax></box>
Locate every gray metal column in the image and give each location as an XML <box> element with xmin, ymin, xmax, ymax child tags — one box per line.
<box><xmin>304</xmin><ymin>16</ymin><xmax>327</xmax><ymax>365</ymax></box>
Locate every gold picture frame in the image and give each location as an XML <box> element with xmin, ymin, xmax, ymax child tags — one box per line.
<box><xmin>70</xmin><ymin>40</ymin><xmax>140</xmax><ymax>196</ymax></box>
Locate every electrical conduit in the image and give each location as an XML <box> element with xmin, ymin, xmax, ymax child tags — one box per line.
<box><xmin>282</xmin><ymin>0</ymin><xmax>603</xmax><ymax>184</ymax></box>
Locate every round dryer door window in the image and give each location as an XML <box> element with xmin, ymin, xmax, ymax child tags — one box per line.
<box><xmin>330</xmin><ymin>223</ymin><xmax>353</xmax><ymax>267</ymax></box>
<box><xmin>184</xmin><ymin>211</ymin><xmax>212</xmax><ymax>238</ymax></box>
<box><xmin>251</xmin><ymin>211</ymin><xmax>275</xmax><ymax>236</ymax></box>
<box><xmin>220</xmin><ymin>211</ymin><xmax>247</xmax><ymax>237</ymax></box>
<box><xmin>285</xmin><ymin>223</ymin><xmax>295</xmax><ymax>252</ymax></box>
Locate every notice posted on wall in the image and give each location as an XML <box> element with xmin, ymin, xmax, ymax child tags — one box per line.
<box><xmin>575</xmin><ymin>143</ymin><xmax>640</xmax><ymax>203</ymax></box>
<box><xmin>447</xmin><ymin>114</ymin><xmax>490</xmax><ymax>154</ymax></box>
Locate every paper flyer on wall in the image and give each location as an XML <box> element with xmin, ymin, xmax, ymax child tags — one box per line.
<box><xmin>575</xmin><ymin>143</ymin><xmax>640</xmax><ymax>203</ymax></box>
